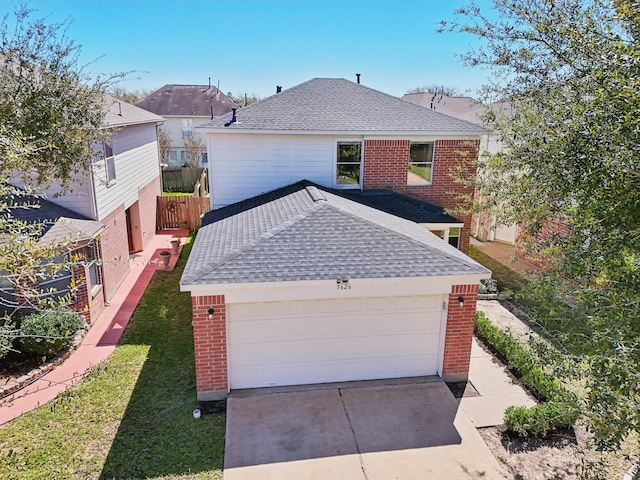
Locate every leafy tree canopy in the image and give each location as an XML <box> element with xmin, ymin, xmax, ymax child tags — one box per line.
<box><xmin>442</xmin><ymin>0</ymin><xmax>640</xmax><ymax>451</ymax></box>
<box><xmin>0</xmin><ymin>3</ymin><xmax>123</xmax><ymax>189</ymax></box>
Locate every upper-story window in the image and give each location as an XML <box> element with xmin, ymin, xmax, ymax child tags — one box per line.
<box><xmin>335</xmin><ymin>141</ymin><xmax>362</xmax><ymax>188</ymax></box>
<box><xmin>408</xmin><ymin>142</ymin><xmax>434</xmax><ymax>185</ymax></box>
<box><xmin>103</xmin><ymin>140</ymin><xmax>116</xmax><ymax>185</ymax></box>
<box><xmin>181</xmin><ymin>119</ymin><xmax>194</xmax><ymax>137</ymax></box>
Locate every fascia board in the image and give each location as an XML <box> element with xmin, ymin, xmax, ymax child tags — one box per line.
<box><xmin>197</xmin><ymin>127</ymin><xmax>487</xmax><ymax>137</ymax></box>
<box><xmin>180</xmin><ymin>273</ymin><xmax>490</xmax><ymax>303</ymax></box>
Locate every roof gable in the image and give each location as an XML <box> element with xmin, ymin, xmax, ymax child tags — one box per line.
<box><xmin>181</xmin><ymin>181</ymin><xmax>488</xmax><ymax>286</ymax></box>
<box><xmin>199</xmin><ymin>78</ymin><xmax>489</xmax><ymax>134</ymax></box>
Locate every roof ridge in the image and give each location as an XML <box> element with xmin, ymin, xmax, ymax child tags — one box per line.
<box><xmin>182</xmin><ymin>202</ymin><xmax>325</xmax><ymax>284</ymax></box>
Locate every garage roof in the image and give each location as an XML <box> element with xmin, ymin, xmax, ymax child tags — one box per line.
<box><xmin>181</xmin><ymin>181</ymin><xmax>489</xmax><ymax>285</ymax></box>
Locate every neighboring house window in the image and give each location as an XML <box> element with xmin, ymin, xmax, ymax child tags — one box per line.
<box><xmin>169</xmin><ymin>150</ymin><xmax>179</xmax><ymax>166</ymax></box>
<box><xmin>181</xmin><ymin>119</ymin><xmax>194</xmax><ymax>137</ymax></box>
<box><xmin>448</xmin><ymin>227</ymin><xmax>460</xmax><ymax>248</ymax></box>
<box><xmin>85</xmin><ymin>243</ymin><xmax>102</xmax><ymax>297</ymax></box>
<box><xmin>200</xmin><ymin>152</ymin><xmax>208</xmax><ymax>166</ymax></box>
<box><xmin>180</xmin><ymin>150</ymin><xmax>188</xmax><ymax>166</ymax></box>
<box><xmin>0</xmin><ymin>272</ymin><xmax>17</xmax><ymax>314</ymax></box>
<box><xmin>39</xmin><ymin>254</ymin><xmax>74</xmax><ymax>305</ymax></box>
<box><xmin>104</xmin><ymin>140</ymin><xmax>116</xmax><ymax>184</ymax></box>
<box><xmin>408</xmin><ymin>142</ymin><xmax>434</xmax><ymax>185</ymax></box>
<box><xmin>336</xmin><ymin>141</ymin><xmax>362</xmax><ymax>187</ymax></box>
<box><xmin>429</xmin><ymin>227</ymin><xmax>461</xmax><ymax>250</ymax></box>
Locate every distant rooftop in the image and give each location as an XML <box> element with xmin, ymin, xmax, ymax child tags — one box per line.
<box><xmin>402</xmin><ymin>92</ymin><xmax>487</xmax><ymax>126</ymax></box>
<box><xmin>199</xmin><ymin>78</ymin><xmax>489</xmax><ymax>135</ymax></box>
<box><xmin>136</xmin><ymin>84</ymin><xmax>237</xmax><ymax>117</ymax></box>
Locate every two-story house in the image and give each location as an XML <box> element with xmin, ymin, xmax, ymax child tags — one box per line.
<box><xmin>180</xmin><ymin>78</ymin><xmax>492</xmax><ymax>401</ymax></box>
<box><xmin>136</xmin><ymin>84</ymin><xmax>237</xmax><ymax>167</ymax></box>
<box><xmin>10</xmin><ymin>96</ymin><xmax>164</xmax><ymax>323</ymax></box>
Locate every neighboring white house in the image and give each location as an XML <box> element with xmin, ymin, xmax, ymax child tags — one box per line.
<box><xmin>136</xmin><ymin>84</ymin><xmax>237</xmax><ymax>167</ymax></box>
<box><xmin>403</xmin><ymin>91</ymin><xmax>517</xmax><ymax>244</ymax></box>
<box><xmin>11</xmin><ymin>95</ymin><xmax>165</xmax><ymax>322</ymax></box>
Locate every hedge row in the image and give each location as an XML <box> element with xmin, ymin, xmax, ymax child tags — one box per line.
<box><xmin>475</xmin><ymin>311</ymin><xmax>580</xmax><ymax>437</ymax></box>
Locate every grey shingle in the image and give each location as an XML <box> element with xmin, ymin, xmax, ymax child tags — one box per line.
<box><xmin>199</xmin><ymin>78</ymin><xmax>490</xmax><ymax>134</ymax></box>
<box><xmin>181</xmin><ymin>181</ymin><xmax>489</xmax><ymax>286</ymax></box>
<box><xmin>2</xmin><ymin>191</ymin><xmax>105</xmax><ymax>244</ymax></box>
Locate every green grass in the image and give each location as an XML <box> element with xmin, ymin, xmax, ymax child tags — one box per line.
<box><xmin>162</xmin><ymin>191</ymin><xmax>193</xmax><ymax>197</ymax></box>
<box><xmin>468</xmin><ymin>244</ymin><xmax>528</xmax><ymax>294</ymax></box>
<box><xmin>0</xmin><ymin>236</ymin><xmax>225</xmax><ymax>480</ymax></box>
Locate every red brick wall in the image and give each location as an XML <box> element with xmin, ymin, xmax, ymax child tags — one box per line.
<box><xmin>99</xmin><ymin>206</ymin><xmax>130</xmax><ymax>302</ymax></box>
<box><xmin>69</xmin><ymin>259</ymin><xmax>105</xmax><ymax>325</ymax></box>
<box><xmin>362</xmin><ymin>139</ymin><xmax>479</xmax><ymax>253</ymax></box>
<box><xmin>362</xmin><ymin>139</ymin><xmax>410</xmax><ymax>189</ymax></box>
<box><xmin>192</xmin><ymin>295</ymin><xmax>228</xmax><ymax>400</ymax></box>
<box><xmin>137</xmin><ymin>176</ymin><xmax>161</xmax><ymax>249</ymax></box>
<box><xmin>442</xmin><ymin>284</ymin><xmax>479</xmax><ymax>382</ymax></box>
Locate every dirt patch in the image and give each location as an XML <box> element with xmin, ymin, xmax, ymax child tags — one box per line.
<box><xmin>480</xmin><ymin>425</ymin><xmax>582</xmax><ymax>479</ymax></box>
<box><xmin>199</xmin><ymin>399</ymin><xmax>226</xmax><ymax>415</ymax></box>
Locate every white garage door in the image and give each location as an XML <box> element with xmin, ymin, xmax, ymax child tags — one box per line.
<box><xmin>228</xmin><ymin>295</ymin><xmax>444</xmax><ymax>389</ymax></box>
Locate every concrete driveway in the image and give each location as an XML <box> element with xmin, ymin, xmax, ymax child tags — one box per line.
<box><xmin>224</xmin><ymin>379</ymin><xmax>507</xmax><ymax>479</ymax></box>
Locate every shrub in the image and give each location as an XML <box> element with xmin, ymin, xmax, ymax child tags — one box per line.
<box><xmin>19</xmin><ymin>308</ymin><xmax>84</xmax><ymax>356</ymax></box>
<box><xmin>0</xmin><ymin>325</ymin><xmax>16</xmax><ymax>359</ymax></box>
<box><xmin>475</xmin><ymin>311</ymin><xmax>580</xmax><ymax>436</ymax></box>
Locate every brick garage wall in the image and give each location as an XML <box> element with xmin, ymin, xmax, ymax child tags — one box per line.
<box><xmin>137</xmin><ymin>176</ymin><xmax>161</xmax><ymax>249</ymax></box>
<box><xmin>442</xmin><ymin>284</ymin><xmax>479</xmax><ymax>382</ymax></box>
<box><xmin>99</xmin><ymin>206</ymin><xmax>130</xmax><ymax>302</ymax></box>
<box><xmin>192</xmin><ymin>295</ymin><xmax>228</xmax><ymax>400</ymax></box>
<box><xmin>362</xmin><ymin>139</ymin><xmax>479</xmax><ymax>253</ymax></box>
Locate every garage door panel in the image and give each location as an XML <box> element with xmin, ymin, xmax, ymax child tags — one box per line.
<box><xmin>228</xmin><ymin>296</ymin><xmax>443</xmax><ymax>389</ymax></box>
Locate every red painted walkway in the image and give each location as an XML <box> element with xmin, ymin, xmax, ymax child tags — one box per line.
<box><xmin>0</xmin><ymin>229</ymin><xmax>190</xmax><ymax>425</ymax></box>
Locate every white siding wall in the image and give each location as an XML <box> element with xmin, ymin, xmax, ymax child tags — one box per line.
<box><xmin>11</xmin><ymin>172</ymin><xmax>96</xmax><ymax>219</ymax></box>
<box><xmin>93</xmin><ymin>123</ymin><xmax>160</xmax><ymax>221</ymax></box>
<box><xmin>208</xmin><ymin>133</ymin><xmax>335</xmax><ymax>208</ymax></box>
<box><xmin>162</xmin><ymin>116</ymin><xmax>209</xmax><ymax>150</ymax></box>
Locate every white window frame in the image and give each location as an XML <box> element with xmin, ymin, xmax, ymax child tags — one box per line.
<box><xmin>333</xmin><ymin>139</ymin><xmax>363</xmax><ymax>189</ymax></box>
<box><xmin>408</xmin><ymin>142</ymin><xmax>434</xmax><ymax>186</ymax></box>
<box><xmin>103</xmin><ymin>140</ymin><xmax>116</xmax><ymax>185</ymax></box>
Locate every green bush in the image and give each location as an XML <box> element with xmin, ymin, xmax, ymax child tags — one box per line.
<box><xmin>475</xmin><ymin>311</ymin><xmax>580</xmax><ymax>436</ymax></box>
<box><xmin>0</xmin><ymin>326</ymin><xmax>16</xmax><ymax>359</ymax></box>
<box><xmin>19</xmin><ymin>308</ymin><xmax>84</xmax><ymax>356</ymax></box>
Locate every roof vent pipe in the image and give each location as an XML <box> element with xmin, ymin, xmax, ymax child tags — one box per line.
<box><xmin>356</xmin><ymin>73</ymin><xmax>361</xmax><ymax>84</ymax></box>
<box><xmin>276</xmin><ymin>85</ymin><xmax>282</xmax><ymax>93</ymax></box>
<box><xmin>224</xmin><ymin>108</ymin><xmax>237</xmax><ymax>127</ymax></box>
<box><xmin>210</xmin><ymin>105</ymin><xmax>214</xmax><ymax>120</ymax></box>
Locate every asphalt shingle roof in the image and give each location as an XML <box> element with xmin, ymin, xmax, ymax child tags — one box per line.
<box><xmin>103</xmin><ymin>94</ymin><xmax>165</xmax><ymax>128</ymax></box>
<box><xmin>136</xmin><ymin>84</ymin><xmax>237</xmax><ymax>117</ymax></box>
<box><xmin>199</xmin><ymin>78</ymin><xmax>490</xmax><ymax>134</ymax></box>
<box><xmin>3</xmin><ymin>192</ymin><xmax>105</xmax><ymax>245</ymax></box>
<box><xmin>181</xmin><ymin>181</ymin><xmax>489</xmax><ymax>286</ymax></box>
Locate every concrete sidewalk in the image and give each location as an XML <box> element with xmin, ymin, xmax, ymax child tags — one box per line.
<box><xmin>0</xmin><ymin>229</ymin><xmax>189</xmax><ymax>425</ymax></box>
<box><xmin>459</xmin><ymin>299</ymin><xmax>539</xmax><ymax>428</ymax></box>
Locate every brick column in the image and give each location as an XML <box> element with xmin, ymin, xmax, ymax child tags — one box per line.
<box><xmin>442</xmin><ymin>284</ymin><xmax>478</xmax><ymax>382</ymax></box>
<box><xmin>192</xmin><ymin>295</ymin><xmax>228</xmax><ymax>400</ymax></box>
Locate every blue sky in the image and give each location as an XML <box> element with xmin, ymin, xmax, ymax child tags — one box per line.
<box><xmin>4</xmin><ymin>0</ymin><xmax>497</xmax><ymax>99</ymax></box>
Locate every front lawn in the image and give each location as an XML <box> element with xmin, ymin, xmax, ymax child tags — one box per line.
<box><xmin>468</xmin><ymin>244</ymin><xmax>528</xmax><ymax>294</ymax></box>
<box><xmin>0</xmin><ymin>237</ymin><xmax>225</xmax><ymax>480</ymax></box>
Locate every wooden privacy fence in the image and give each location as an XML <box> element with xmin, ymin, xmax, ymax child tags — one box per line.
<box><xmin>157</xmin><ymin>196</ymin><xmax>210</xmax><ymax>231</ymax></box>
<box><xmin>162</xmin><ymin>167</ymin><xmax>208</xmax><ymax>193</ymax></box>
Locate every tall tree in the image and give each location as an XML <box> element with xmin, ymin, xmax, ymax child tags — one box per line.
<box><xmin>0</xmin><ymin>3</ymin><xmax>122</xmax><ymax>350</ymax></box>
<box><xmin>441</xmin><ymin>0</ymin><xmax>640</xmax><ymax>453</ymax></box>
